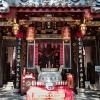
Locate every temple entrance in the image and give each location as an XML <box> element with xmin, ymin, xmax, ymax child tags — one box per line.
<box><xmin>1</xmin><ymin>39</ymin><xmax>16</xmax><ymax>84</ymax></box>
<box><xmin>3</xmin><ymin>47</ymin><xmax>16</xmax><ymax>84</ymax></box>
<box><xmin>38</xmin><ymin>43</ymin><xmax>60</xmax><ymax>68</ymax></box>
<box><xmin>35</xmin><ymin>39</ymin><xmax>62</xmax><ymax>69</ymax></box>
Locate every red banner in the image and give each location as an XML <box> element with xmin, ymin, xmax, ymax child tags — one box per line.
<box><xmin>35</xmin><ymin>44</ymin><xmax>38</xmax><ymax>65</ymax></box>
<box><xmin>60</xmin><ymin>44</ymin><xmax>63</xmax><ymax>65</ymax></box>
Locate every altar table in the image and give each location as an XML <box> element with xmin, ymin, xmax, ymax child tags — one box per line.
<box><xmin>26</xmin><ymin>86</ymin><xmax>74</xmax><ymax>100</ymax></box>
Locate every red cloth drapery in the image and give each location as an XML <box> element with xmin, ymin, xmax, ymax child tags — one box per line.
<box><xmin>15</xmin><ymin>32</ymin><xmax>23</xmax><ymax>38</ymax></box>
<box><xmin>76</xmin><ymin>32</ymin><xmax>84</xmax><ymax>38</ymax></box>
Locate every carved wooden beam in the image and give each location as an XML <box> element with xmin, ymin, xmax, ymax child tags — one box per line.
<box><xmin>86</xmin><ymin>21</ymin><xmax>100</xmax><ymax>26</ymax></box>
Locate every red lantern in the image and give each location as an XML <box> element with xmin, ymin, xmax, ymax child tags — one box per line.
<box><xmin>62</xmin><ymin>26</ymin><xmax>71</xmax><ymax>42</ymax></box>
<box><xmin>26</xmin><ymin>27</ymin><xmax>35</xmax><ymax>42</ymax></box>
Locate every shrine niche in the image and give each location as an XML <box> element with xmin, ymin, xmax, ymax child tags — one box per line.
<box><xmin>36</xmin><ymin>39</ymin><xmax>62</xmax><ymax>69</ymax></box>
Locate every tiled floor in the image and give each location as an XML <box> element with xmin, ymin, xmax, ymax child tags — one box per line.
<box><xmin>75</xmin><ymin>91</ymin><xmax>100</xmax><ymax>100</ymax></box>
<box><xmin>0</xmin><ymin>88</ymin><xmax>100</xmax><ymax>100</ymax></box>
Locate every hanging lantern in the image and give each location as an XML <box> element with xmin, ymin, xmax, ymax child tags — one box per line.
<box><xmin>62</xmin><ymin>26</ymin><xmax>71</xmax><ymax>42</ymax></box>
<box><xmin>26</xmin><ymin>27</ymin><xmax>35</xmax><ymax>42</ymax></box>
<box><xmin>12</xmin><ymin>18</ymin><xmax>20</xmax><ymax>35</ymax></box>
<box><xmin>80</xmin><ymin>17</ymin><xmax>87</xmax><ymax>36</ymax></box>
<box><xmin>80</xmin><ymin>23</ymin><xmax>87</xmax><ymax>36</ymax></box>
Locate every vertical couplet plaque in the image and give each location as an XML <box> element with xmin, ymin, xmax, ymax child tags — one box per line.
<box><xmin>77</xmin><ymin>38</ymin><xmax>85</xmax><ymax>88</ymax></box>
<box><xmin>60</xmin><ymin>44</ymin><xmax>63</xmax><ymax>65</ymax></box>
<box><xmin>63</xmin><ymin>41</ymin><xmax>71</xmax><ymax>69</ymax></box>
<box><xmin>27</xmin><ymin>42</ymin><xmax>34</xmax><ymax>69</ymax></box>
<box><xmin>64</xmin><ymin>45</ymin><xmax>71</xmax><ymax>69</ymax></box>
<box><xmin>22</xmin><ymin>37</ymin><xmax>27</xmax><ymax>68</ymax></box>
<box><xmin>35</xmin><ymin>44</ymin><xmax>38</xmax><ymax>65</ymax></box>
<box><xmin>15</xmin><ymin>38</ymin><xmax>22</xmax><ymax>89</ymax></box>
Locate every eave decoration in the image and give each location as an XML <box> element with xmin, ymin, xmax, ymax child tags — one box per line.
<box><xmin>7</xmin><ymin>0</ymin><xmax>98</xmax><ymax>11</ymax></box>
<box><xmin>92</xmin><ymin>0</ymin><xmax>100</xmax><ymax>11</ymax></box>
<box><xmin>12</xmin><ymin>18</ymin><xmax>23</xmax><ymax>38</ymax></box>
<box><xmin>15</xmin><ymin>0</ymin><xmax>33</xmax><ymax>7</ymax></box>
<box><xmin>0</xmin><ymin>0</ymin><xmax>9</xmax><ymax>13</ymax></box>
<box><xmin>76</xmin><ymin>21</ymin><xmax>87</xmax><ymax>38</ymax></box>
<box><xmin>76</xmin><ymin>19</ymin><xmax>87</xmax><ymax>38</ymax></box>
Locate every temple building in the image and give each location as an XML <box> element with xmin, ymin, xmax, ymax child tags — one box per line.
<box><xmin>0</xmin><ymin>0</ymin><xmax>100</xmax><ymax>94</ymax></box>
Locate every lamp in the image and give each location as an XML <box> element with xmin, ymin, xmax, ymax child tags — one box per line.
<box><xmin>62</xmin><ymin>26</ymin><xmax>71</xmax><ymax>42</ymax></box>
<box><xmin>26</xmin><ymin>27</ymin><xmax>35</xmax><ymax>42</ymax></box>
<box><xmin>12</xmin><ymin>18</ymin><xmax>20</xmax><ymax>35</ymax></box>
<box><xmin>80</xmin><ymin>18</ymin><xmax>87</xmax><ymax>36</ymax></box>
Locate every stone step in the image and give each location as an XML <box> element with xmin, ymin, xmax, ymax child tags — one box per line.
<box><xmin>7</xmin><ymin>82</ymin><xmax>14</xmax><ymax>86</ymax></box>
<box><xmin>2</xmin><ymin>82</ymin><xmax>14</xmax><ymax>91</ymax></box>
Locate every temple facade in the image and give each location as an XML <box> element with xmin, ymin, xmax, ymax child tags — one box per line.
<box><xmin>0</xmin><ymin>0</ymin><xmax>100</xmax><ymax>93</ymax></box>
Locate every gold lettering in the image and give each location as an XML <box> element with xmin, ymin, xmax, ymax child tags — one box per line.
<box><xmin>79</xmin><ymin>46</ymin><xmax>82</xmax><ymax>50</ymax></box>
<box><xmin>16</xmin><ymin>82</ymin><xmax>19</xmax><ymax>86</ymax></box>
<box><xmin>80</xmin><ymin>68</ymin><xmax>83</xmax><ymax>71</ymax></box>
<box><xmin>79</xmin><ymin>55</ymin><xmax>82</xmax><ymax>58</ymax></box>
<box><xmin>16</xmin><ymin>63</ymin><xmax>20</xmax><ymax>66</ymax></box>
<box><xmin>17</xmin><ymin>46</ymin><xmax>21</xmax><ymax>49</ymax></box>
<box><xmin>80</xmin><ymin>64</ymin><xmax>82</xmax><ymax>67</ymax></box>
<box><xmin>80</xmin><ymin>73</ymin><xmax>83</xmax><ymax>77</ymax></box>
<box><xmin>16</xmin><ymin>59</ymin><xmax>21</xmax><ymax>63</ymax></box>
<box><xmin>18</xmin><ymin>42</ymin><xmax>21</xmax><ymax>45</ymax></box>
<box><xmin>17</xmin><ymin>68</ymin><xmax>20</xmax><ymax>71</ymax></box>
<box><xmin>16</xmin><ymin>73</ymin><xmax>19</xmax><ymax>77</ymax></box>
<box><xmin>80</xmin><ymin>78</ymin><xmax>83</xmax><ymax>82</ymax></box>
<box><xmin>17</xmin><ymin>55</ymin><xmax>20</xmax><ymax>58</ymax></box>
<box><xmin>16</xmin><ymin>78</ymin><xmax>19</xmax><ymax>81</ymax></box>
<box><xmin>79</xmin><ymin>49</ymin><xmax>82</xmax><ymax>54</ymax></box>
<box><xmin>79</xmin><ymin>59</ymin><xmax>82</xmax><ymax>63</ymax></box>
<box><xmin>18</xmin><ymin>38</ymin><xmax>21</xmax><ymax>41</ymax></box>
<box><xmin>17</xmin><ymin>50</ymin><xmax>21</xmax><ymax>53</ymax></box>
<box><xmin>78</xmin><ymin>38</ymin><xmax>81</xmax><ymax>41</ymax></box>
